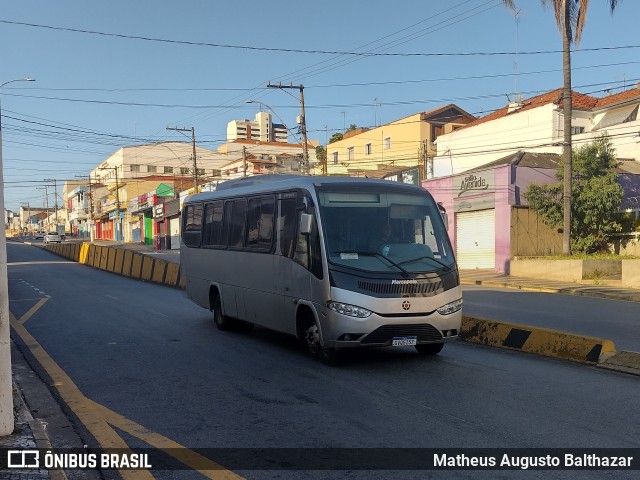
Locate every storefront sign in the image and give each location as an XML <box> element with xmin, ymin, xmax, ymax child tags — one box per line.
<box><xmin>456</xmin><ymin>170</ymin><xmax>494</xmax><ymax>197</ymax></box>
<box><xmin>153</xmin><ymin>204</ymin><xmax>164</xmax><ymax>219</ymax></box>
<box><xmin>108</xmin><ymin>210</ymin><xmax>124</xmax><ymax>219</ymax></box>
<box><xmin>384</xmin><ymin>168</ymin><xmax>420</xmax><ymax>186</ymax></box>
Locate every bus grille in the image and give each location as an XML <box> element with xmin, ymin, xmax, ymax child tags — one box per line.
<box><xmin>358</xmin><ymin>280</ymin><xmax>443</xmax><ymax>297</ymax></box>
<box><xmin>361</xmin><ymin>324</ymin><xmax>443</xmax><ymax>345</ymax></box>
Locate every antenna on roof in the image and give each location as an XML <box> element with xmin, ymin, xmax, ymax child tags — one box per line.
<box><xmin>513</xmin><ymin>8</ymin><xmax>524</xmax><ymax>99</ymax></box>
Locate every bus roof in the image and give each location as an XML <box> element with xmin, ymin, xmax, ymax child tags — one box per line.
<box><xmin>184</xmin><ymin>174</ymin><xmax>428</xmax><ymax>204</ymax></box>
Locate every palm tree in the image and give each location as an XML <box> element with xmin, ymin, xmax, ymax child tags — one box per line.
<box><xmin>502</xmin><ymin>0</ymin><xmax>620</xmax><ymax>254</ymax></box>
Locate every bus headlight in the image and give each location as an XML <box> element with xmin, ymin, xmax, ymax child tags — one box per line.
<box><xmin>327</xmin><ymin>301</ymin><xmax>372</xmax><ymax>318</ymax></box>
<box><xmin>437</xmin><ymin>298</ymin><xmax>463</xmax><ymax>315</ymax></box>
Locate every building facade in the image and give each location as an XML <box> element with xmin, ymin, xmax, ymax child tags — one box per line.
<box><xmin>432</xmin><ymin>87</ymin><xmax>640</xmax><ymax>177</ymax></box>
<box><xmin>326</xmin><ymin>105</ymin><xmax>475</xmax><ymax>178</ymax></box>
<box><xmin>90</xmin><ymin>142</ymin><xmax>227</xmax><ymax>241</ymax></box>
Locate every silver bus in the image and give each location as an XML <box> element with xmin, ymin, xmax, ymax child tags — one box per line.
<box><xmin>181</xmin><ymin>175</ymin><xmax>462</xmax><ymax>364</ymax></box>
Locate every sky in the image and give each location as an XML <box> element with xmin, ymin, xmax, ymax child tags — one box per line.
<box><xmin>1</xmin><ymin>0</ymin><xmax>638</xmax><ymax>212</ymax></box>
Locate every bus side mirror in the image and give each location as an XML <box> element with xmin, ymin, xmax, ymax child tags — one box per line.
<box><xmin>437</xmin><ymin>203</ymin><xmax>448</xmax><ymax>231</ymax></box>
<box><xmin>299</xmin><ymin>213</ymin><xmax>313</xmax><ymax>234</ymax></box>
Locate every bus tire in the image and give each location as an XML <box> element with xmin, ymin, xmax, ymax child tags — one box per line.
<box><xmin>415</xmin><ymin>343</ymin><xmax>444</xmax><ymax>355</ymax></box>
<box><xmin>211</xmin><ymin>293</ymin><xmax>233</xmax><ymax>331</ymax></box>
<box><xmin>300</xmin><ymin>314</ymin><xmax>341</xmax><ymax>366</ymax></box>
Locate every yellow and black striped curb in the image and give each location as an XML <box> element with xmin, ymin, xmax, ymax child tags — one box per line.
<box><xmin>461</xmin><ymin>315</ymin><xmax>618</xmax><ymax>365</ymax></box>
<box><xmin>42</xmin><ymin>242</ymin><xmax>184</xmax><ymax>289</ymax></box>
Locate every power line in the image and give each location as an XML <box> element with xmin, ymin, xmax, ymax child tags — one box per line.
<box><xmin>3</xmin><ymin>18</ymin><xmax>639</xmax><ymax>57</ymax></box>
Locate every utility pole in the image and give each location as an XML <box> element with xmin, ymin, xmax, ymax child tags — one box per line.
<box><xmin>267</xmin><ymin>82</ymin><xmax>310</xmax><ymax>173</ymax></box>
<box><xmin>44</xmin><ymin>178</ymin><xmax>59</xmax><ymax>229</ymax></box>
<box><xmin>242</xmin><ymin>146</ymin><xmax>248</xmax><ymax>178</ymax></box>
<box><xmin>99</xmin><ymin>167</ymin><xmax>121</xmax><ymax>242</ymax></box>
<box><xmin>37</xmin><ymin>185</ymin><xmax>50</xmax><ymax>230</ymax></box>
<box><xmin>166</xmin><ymin>127</ymin><xmax>198</xmax><ymax>190</ymax></box>
<box><xmin>75</xmin><ymin>174</ymin><xmax>95</xmax><ymax>240</ymax></box>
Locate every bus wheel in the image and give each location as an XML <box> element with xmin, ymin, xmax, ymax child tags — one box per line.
<box><xmin>211</xmin><ymin>294</ymin><xmax>232</xmax><ymax>331</ymax></box>
<box><xmin>301</xmin><ymin>317</ymin><xmax>341</xmax><ymax>366</ymax></box>
<box><xmin>415</xmin><ymin>343</ymin><xmax>444</xmax><ymax>355</ymax></box>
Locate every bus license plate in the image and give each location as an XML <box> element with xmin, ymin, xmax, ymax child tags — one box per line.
<box><xmin>392</xmin><ymin>337</ymin><xmax>417</xmax><ymax>346</ymax></box>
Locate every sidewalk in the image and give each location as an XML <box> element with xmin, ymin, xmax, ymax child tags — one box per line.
<box><xmin>460</xmin><ymin>269</ymin><xmax>640</xmax><ymax>303</ymax></box>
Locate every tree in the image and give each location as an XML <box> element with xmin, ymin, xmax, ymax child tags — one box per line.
<box><xmin>524</xmin><ymin>136</ymin><xmax>624</xmax><ymax>254</ymax></box>
<box><xmin>329</xmin><ymin>133</ymin><xmax>343</xmax><ymax>144</ymax></box>
<box><xmin>502</xmin><ymin>0</ymin><xmax>621</xmax><ymax>254</ymax></box>
<box><xmin>315</xmin><ymin>145</ymin><xmax>327</xmax><ymax>174</ymax></box>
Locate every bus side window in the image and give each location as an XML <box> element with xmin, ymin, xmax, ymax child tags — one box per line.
<box><xmin>224</xmin><ymin>199</ymin><xmax>247</xmax><ymax>249</ymax></box>
<box><xmin>246</xmin><ymin>196</ymin><xmax>275</xmax><ymax>251</ymax></box>
<box><xmin>278</xmin><ymin>198</ymin><xmax>297</xmax><ymax>258</ymax></box>
<box><xmin>203</xmin><ymin>201</ymin><xmax>224</xmax><ymax>247</ymax></box>
<box><xmin>182</xmin><ymin>204</ymin><xmax>203</xmax><ymax>248</ymax></box>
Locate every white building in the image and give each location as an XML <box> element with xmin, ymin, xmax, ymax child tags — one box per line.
<box><xmin>227</xmin><ymin>112</ymin><xmax>288</xmax><ymax>143</ymax></box>
<box><xmin>432</xmin><ymin>87</ymin><xmax>640</xmax><ymax>177</ymax></box>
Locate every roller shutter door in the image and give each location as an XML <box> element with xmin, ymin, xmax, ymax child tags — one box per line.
<box><xmin>455</xmin><ymin>209</ymin><xmax>495</xmax><ymax>269</ymax></box>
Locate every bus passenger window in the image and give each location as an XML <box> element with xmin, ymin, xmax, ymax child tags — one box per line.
<box><xmin>203</xmin><ymin>201</ymin><xmax>224</xmax><ymax>247</ymax></box>
<box><xmin>182</xmin><ymin>204</ymin><xmax>203</xmax><ymax>248</ymax></box>
<box><xmin>225</xmin><ymin>199</ymin><xmax>247</xmax><ymax>249</ymax></box>
<box><xmin>279</xmin><ymin>198</ymin><xmax>297</xmax><ymax>258</ymax></box>
<box><xmin>247</xmin><ymin>196</ymin><xmax>275</xmax><ymax>251</ymax></box>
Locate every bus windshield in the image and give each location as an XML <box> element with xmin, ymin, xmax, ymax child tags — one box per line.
<box><xmin>317</xmin><ymin>188</ymin><xmax>455</xmax><ymax>274</ymax></box>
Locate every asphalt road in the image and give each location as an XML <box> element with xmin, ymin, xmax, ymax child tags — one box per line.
<box><xmin>6</xmin><ymin>242</ymin><xmax>640</xmax><ymax>480</ymax></box>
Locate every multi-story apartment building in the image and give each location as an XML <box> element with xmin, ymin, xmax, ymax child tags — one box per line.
<box><xmin>326</xmin><ymin>105</ymin><xmax>475</xmax><ymax>180</ymax></box>
<box><xmin>227</xmin><ymin>112</ymin><xmax>288</xmax><ymax>143</ymax></box>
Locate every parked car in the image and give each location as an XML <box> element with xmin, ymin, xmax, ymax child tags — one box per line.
<box><xmin>34</xmin><ymin>231</ymin><xmax>46</xmax><ymax>240</ymax></box>
<box><xmin>43</xmin><ymin>232</ymin><xmax>62</xmax><ymax>244</ymax></box>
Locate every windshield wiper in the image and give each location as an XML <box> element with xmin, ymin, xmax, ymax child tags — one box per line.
<box><xmin>395</xmin><ymin>255</ymin><xmax>452</xmax><ymax>271</ymax></box>
<box><xmin>332</xmin><ymin>250</ymin><xmax>410</xmax><ymax>276</ymax></box>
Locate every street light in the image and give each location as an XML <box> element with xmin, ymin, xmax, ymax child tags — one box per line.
<box><xmin>1</xmin><ymin>77</ymin><xmax>35</xmax><ymax>435</ymax></box>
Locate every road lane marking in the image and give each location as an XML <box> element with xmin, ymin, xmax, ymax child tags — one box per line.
<box><xmin>10</xmin><ymin>312</ymin><xmax>155</xmax><ymax>480</ymax></box>
<box><xmin>90</xmin><ymin>401</ymin><xmax>245</xmax><ymax>480</ymax></box>
<box><xmin>18</xmin><ymin>297</ymin><xmax>49</xmax><ymax>325</ymax></box>
<box><xmin>9</xmin><ymin>307</ymin><xmax>246</xmax><ymax>480</ymax></box>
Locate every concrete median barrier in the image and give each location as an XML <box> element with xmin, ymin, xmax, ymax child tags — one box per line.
<box><xmin>152</xmin><ymin>259</ymin><xmax>167</xmax><ymax>284</ymax></box>
<box><xmin>141</xmin><ymin>256</ymin><xmax>154</xmax><ymax>281</ymax></box>
<box><xmin>461</xmin><ymin>315</ymin><xmax>617</xmax><ymax>364</ymax></box>
<box><xmin>164</xmin><ymin>263</ymin><xmax>180</xmax><ymax>287</ymax></box>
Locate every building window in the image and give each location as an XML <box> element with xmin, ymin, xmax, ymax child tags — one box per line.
<box><xmin>384</xmin><ymin>137</ymin><xmax>391</xmax><ymax>150</ymax></box>
<box><xmin>164</xmin><ymin>166</ymin><xmax>173</xmax><ymax>174</ymax></box>
<box><xmin>147</xmin><ymin>165</ymin><xmax>157</xmax><ymax>173</ymax></box>
<box><xmin>332</xmin><ymin>152</ymin><xmax>339</xmax><ymax>165</ymax></box>
<box><xmin>180</xmin><ymin>167</ymin><xmax>190</xmax><ymax>175</ymax></box>
<box><xmin>196</xmin><ymin>168</ymin><xmax>205</xmax><ymax>176</ymax></box>
<box><xmin>130</xmin><ymin>164</ymin><xmax>140</xmax><ymax>173</ymax></box>
<box><xmin>347</xmin><ymin>147</ymin><xmax>355</xmax><ymax>161</ymax></box>
<box><xmin>365</xmin><ymin>143</ymin><xmax>372</xmax><ymax>155</ymax></box>
<box><xmin>571</xmin><ymin>126</ymin><xmax>585</xmax><ymax>135</ymax></box>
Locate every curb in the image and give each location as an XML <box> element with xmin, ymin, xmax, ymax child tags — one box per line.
<box><xmin>598</xmin><ymin>351</ymin><xmax>640</xmax><ymax>375</ymax></box>
<box><xmin>33</xmin><ymin>242</ymin><xmax>640</xmax><ymax>375</ymax></box>
<box><xmin>41</xmin><ymin>242</ymin><xmax>185</xmax><ymax>289</ymax></box>
<box><xmin>460</xmin><ymin>315</ymin><xmax>627</xmax><ymax>368</ymax></box>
